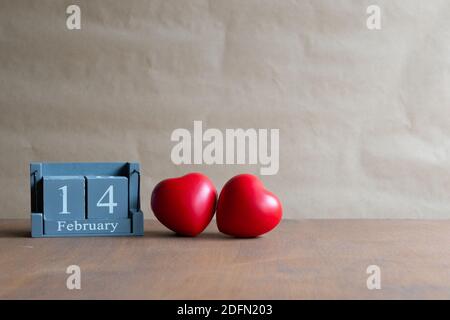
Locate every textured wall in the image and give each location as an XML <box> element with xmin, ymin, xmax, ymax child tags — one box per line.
<box><xmin>1</xmin><ymin>0</ymin><xmax>450</xmax><ymax>219</ymax></box>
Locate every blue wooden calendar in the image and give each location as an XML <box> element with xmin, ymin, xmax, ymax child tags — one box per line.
<box><xmin>30</xmin><ymin>162</ymin><xmax>144</xmax><ymax>237</ymax></box>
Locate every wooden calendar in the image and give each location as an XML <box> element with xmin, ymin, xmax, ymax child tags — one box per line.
<box><xmin>30</xmin><ymin>162</ymin><xmax>144</xmax><ymax>237</ymax></box>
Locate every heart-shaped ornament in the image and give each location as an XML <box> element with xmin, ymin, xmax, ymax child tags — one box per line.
<box><xmin>151</xmin><ymin>173</ymin><xmax>217</xmax><ymax>236</ymax></box>
<box><xmin>216</xmin><ymin>174</ymin><xmax>282</xmax><ymax>237</ymax></box>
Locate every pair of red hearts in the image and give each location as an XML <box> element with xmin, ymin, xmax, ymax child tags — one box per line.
<box><xmin>151</xmin><ymin>173</ymin><xmax>282</xmax><ymax>237</ymax></box>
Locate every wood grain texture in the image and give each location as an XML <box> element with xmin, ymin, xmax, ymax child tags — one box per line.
<box><xmin>0</xmin><ymin>219</ymin><xmax>449</xmax><ymax>299</ymax></box>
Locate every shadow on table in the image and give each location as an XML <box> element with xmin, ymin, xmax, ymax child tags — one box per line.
<box><xmin>0</xmin><ymin>229</ymin><xmax>30</xmax><ymax>238</ymax></box>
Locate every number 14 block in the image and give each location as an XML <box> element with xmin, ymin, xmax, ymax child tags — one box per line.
<box><xmin>43</xmin><ymin>176</ymin><xmax>128</xmax><ymax>220</ymax></box>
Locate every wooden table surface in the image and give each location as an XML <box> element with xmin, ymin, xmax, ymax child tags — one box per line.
<box><xmin>1</xmin><ymin>219</ymin><xmax>449</xmax><ymax>299</ymax></box>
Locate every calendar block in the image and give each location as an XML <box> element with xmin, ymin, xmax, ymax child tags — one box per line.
<box><xmin>43</xmin><ymin>176</ymin><xmax>85</xmax><ymax>220</ymax></box>
<box><xmin>30</xmin><ymin>162</ymin><xmax>143</xmax><ymax>238</ymax></box>
<box><xmin>86</xmin><ymin>176</ymin><xmax>128</xmax><ymax>219</ymax></box>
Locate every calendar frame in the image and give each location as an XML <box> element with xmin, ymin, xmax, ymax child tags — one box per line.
<box><xmin>30</xmin><ymin>162</ymin><xmax>144</xmax><ymax>237</ymax></box>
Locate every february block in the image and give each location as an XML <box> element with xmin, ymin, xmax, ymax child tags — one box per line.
<box><xmin>86</xmin><ymin>176</ymin><xmax>128</xmax><ymax>219</ymax></box>
<box><xmin>45</xmin><ymin>219</ymin><xmax>131</xmax><ymax>235</ymax></box>
<box><xmin>43</xmin><ymin>176</ymin><xmax>85</xmax><ymax>220</ymax></box>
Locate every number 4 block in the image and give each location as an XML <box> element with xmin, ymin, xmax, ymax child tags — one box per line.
<box><xmin>86</xmin><ymin>176</ymin><xmax>128</xmax><ymax>219</ymax></box>
<box><xmin>43</xmin><ymin>176</ymin><xmax>85</xmax><ymax>220</ymax></box>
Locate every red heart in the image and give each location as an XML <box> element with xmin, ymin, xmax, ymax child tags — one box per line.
<box><xmin>216</xmin><ymin>174</ymin><xmax>282</xmax><ymax>237</ymax></box>
<box><xmin>151</xmin><ymin>173</ymin><xmax>217</xmax><ymax>236</ymax></box>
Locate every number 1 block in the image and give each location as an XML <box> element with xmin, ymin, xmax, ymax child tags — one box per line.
<box><xmin>86</xmin><ymin>176</ymin><xmax>128</xmax><ymax>219</ymax></box>
<box><xmin>43</xmin><ymin>176</ymin><xmax>85</xmax><ymax>220</ymax></box>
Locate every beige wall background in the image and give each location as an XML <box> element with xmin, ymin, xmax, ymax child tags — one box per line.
<box><xmin>1</xmin><ymin>0</ymin><xmax>450</xmax><ymax>219</ymax></box>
